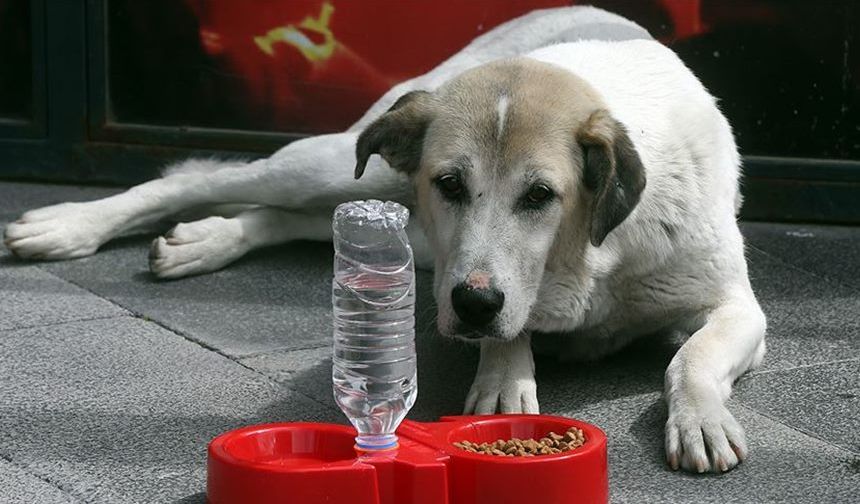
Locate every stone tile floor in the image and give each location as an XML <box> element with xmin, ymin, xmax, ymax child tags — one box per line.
<box><xmin>0</xmin><ymin>181</ymin><xmax>858</xmax><ymax>503</ymax></box>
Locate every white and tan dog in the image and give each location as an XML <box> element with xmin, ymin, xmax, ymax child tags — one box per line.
<box><xmin>3</xmin><ymin>7</ymin><xmax>765</xmax><ymax>473</ymax></box>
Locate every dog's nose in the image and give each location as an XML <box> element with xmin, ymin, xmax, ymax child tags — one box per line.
<box><xmin>451</xmin><ymin>282</ymin><xmax>504</xmax><ymax>327</ymax></box>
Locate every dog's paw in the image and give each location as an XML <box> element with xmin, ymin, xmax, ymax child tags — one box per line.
<box><xmin>463</xmin><ymin>369</ymin><xmax>539</xmax><ymax>415</ymax></box>
<box><xmin>149</xmin><ymin>217</ymin><xmax>247</xmax><ymax>279</ymax></box>
<box><xmin>665</xmin><ymin>399</ymin><xmax>747</xmax><ymax>473</ymax></box>
<box><xmin>3</xmin><ymin>203</ymin><xmax>108</xmax><ymax>260</ymax></box>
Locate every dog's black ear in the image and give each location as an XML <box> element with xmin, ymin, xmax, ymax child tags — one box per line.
<box><xmin>355</xmin><ymin>90</ymin><xmax>434</xmax><ymax>179</ymax></box>
<box><xmin>578</xmin><ymin>109</ymin><xmax>646</xmax><ymax>247</ymax></box>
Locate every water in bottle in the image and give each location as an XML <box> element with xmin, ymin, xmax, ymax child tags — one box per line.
<box><xmin>331</xmin><ymin>200</ymin><xmax>417</xmax><ymax>451</ymax></box>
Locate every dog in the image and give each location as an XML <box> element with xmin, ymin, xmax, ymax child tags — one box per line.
<box><xmin>3</xmin><ymin>7</ymin><xmax>765</xmax><ymax>473</ymax></box>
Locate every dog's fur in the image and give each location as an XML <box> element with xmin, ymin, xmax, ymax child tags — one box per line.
<box><xmin>3</xmin><ymin>7</ymin><xmax>765</xmax><ymax>474</ymax></box>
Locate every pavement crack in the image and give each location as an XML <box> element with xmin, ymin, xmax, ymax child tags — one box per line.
<box><xmin>238</xmin><ymin>342</ymin><xmax>331</xmax><ymax>359</ymax></box>
<box><xmin>743</xmin><ymin>357</ymin><xmax>860</xmax><ymax>378</ymax></box>
<box><xmin>0</xmin><ymin>452</ymin><xmax>85</xmax><ymax>503</ymax></box>
<box><xmin>747</xmin><ymin>242</ymin><xmax>860</xmax><ymax>295</ymax></box>
<box><xmin>735</xmin><ymin>403</ymin><xmax>859</xmax><ymax>456</ymax></box>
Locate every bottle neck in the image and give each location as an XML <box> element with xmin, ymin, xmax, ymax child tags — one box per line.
<box><xmin>355</xmin><ymin>433</ymin><xmax>399</xmax><ymax>452</ymax></box>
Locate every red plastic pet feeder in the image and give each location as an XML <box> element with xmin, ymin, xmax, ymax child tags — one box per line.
<box><xmin>207</xmin><ymin>414</ymin><xmax>608</xmax><ymax>504</ymax></box>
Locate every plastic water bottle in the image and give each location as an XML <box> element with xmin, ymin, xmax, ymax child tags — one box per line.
<box><xmin>331</xmin><ymin>200</ymin><xmax>417</xmax><ymax>451</ymax></box>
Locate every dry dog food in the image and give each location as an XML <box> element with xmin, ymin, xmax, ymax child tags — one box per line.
<box><xmin>453</xmin><ymin>427</ymin><xmax>586</xmax><ymax>457</ymax></box>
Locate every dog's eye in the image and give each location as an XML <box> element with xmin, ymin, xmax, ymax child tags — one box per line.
<box><xmin>435</xmin><ymin>174</ymin><xmax>464</xmax><ymax>201</ymax></box>
<box><xmin>525</xmin><ymin>184</ymin><xmax>554</xmax><ymax>206</ymax></box>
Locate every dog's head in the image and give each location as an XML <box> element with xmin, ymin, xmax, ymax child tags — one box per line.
<box><xmin>355</xmin><ymin>59</ymin><xmax>645</xmax><ymax>341</ymax></box>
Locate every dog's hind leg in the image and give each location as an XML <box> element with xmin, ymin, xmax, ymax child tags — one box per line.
<box><xmin>149</xmin><ymin>203</ymin><xmax>432</xmax><ymax>279</ymax></box>
<box><xmin>4</xmin><ymin>132</ymin><xmax>405</xmax><ymax>262</ymax></box>
<box><xmin>3</xmin><ymin>158</ymin><xmax>249</xmax><ymax>260</ymax></box>
<box><xmin>148</xmin><ymin>206</ymin><xmax>331</xmax><ymax>279</ymax></box>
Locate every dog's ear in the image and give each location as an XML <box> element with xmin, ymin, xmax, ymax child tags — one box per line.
<box><xmin>355</xmin><ymin>90</ymin><xmax>434</xmax><ymax>179</ymax></box>
<box><xmin>577</xmin><ymin>109</ymin><xmax>646</xmax><ymax>247</ymax></box>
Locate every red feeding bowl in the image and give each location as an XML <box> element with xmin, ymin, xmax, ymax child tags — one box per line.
<box><xmin>207</xmin><ymin>415</ymin><xmax>608</xmax><ymax>504</ymax></box>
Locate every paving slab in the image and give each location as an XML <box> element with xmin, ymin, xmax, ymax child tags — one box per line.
<box><xmin>0</xmin><ymin>317</ymin><xmax>340</xmax><ymax>504</ymax></box>
<box><xmin>0</xmin><ymin>260</ymin><xmax>126</xmax><ymax>331</ymax></box>
<box><xmin>0</xmin><ymin>458</ymin><xmax>79</xmax><ymax>504</ymax></box>
<box><xmin>38</xmin><ymin>238</ymin><xmax>335</xmax><ymax>358</ymax></box>
<box><xmin>562</xmin><ymin>393</ymin><xmax>860</xmax><ymax>504</ymax></box>
<box><xmin>746</xmin><ymin>248</ymin><xmax>860</xmax><ymax>372</ymax></box>
<box><xmin>735</xmin><ymin>360</ymin><xmax>860</xmax><ymax>453</ymax></box>
<box><xmin>742</xmin><ymin>221</ymin><xmax>860</xmax><ymax>292</ymax></box>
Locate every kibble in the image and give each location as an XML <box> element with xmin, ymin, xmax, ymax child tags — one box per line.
<box><xmin>453</xmin><ymin>427</ymin><xmax>586</xmax><ymax>457</ymax></box>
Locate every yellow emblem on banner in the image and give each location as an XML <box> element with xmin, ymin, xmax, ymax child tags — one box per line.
<box><xmin>254</xmin><ymin>2</ymin><xmax>336</xmax><ymax>62</ymax></box>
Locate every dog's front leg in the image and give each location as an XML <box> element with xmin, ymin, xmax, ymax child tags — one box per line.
<box><xmin>464</xmin><ymin>334</ymin><xmax>539</xmax><ymax>415</ymax></box>
<box><xmin>664</xmin><ymin>287</ymin><xmax>767</xmax><ymax>473</ymax></box>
